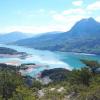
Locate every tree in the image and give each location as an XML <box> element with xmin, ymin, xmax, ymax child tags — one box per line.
<box><xmin>68</xmin><ymin>67</ymin><xmax>91</xmax><ymax>86</ymax></box>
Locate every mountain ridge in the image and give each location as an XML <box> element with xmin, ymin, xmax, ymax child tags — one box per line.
<box><xmin>13</xmin><ymin>17</ymin><xmax>100</xmax><ymax>54</ymax></box>
<box><xmin>0</xmin><ymin>31</ymin><xmax>31</xmax><ymax>43</ymax></box>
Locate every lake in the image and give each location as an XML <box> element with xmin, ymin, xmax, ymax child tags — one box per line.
<box><xmin>0</xmin><ymin>44</ymin><xmax>100</xmax><ymax>77</ymax></box>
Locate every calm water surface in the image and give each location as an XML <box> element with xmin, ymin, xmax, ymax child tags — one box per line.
<box><xmin>0</xmin><ymin>44</ymin><xmax>100</xmax><ymax>77</ymax></box>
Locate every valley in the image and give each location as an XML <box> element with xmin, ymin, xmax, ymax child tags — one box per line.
<box><xmin>0</xmin><ymin>44</ymin><xmax>100</xmax><ymax>77</ymax></box>
<box><xmin>13</xmin><ymin>18</ymin><xmax>100</xmax><ymax>55</ymax></box>
<box><xmin>0</xmin><ymin>18</ymin><xmax>100</xmax><ymax>100</ymax></box>
<box><xmin>0</xmin><ymin>0</ymin><xmax>100</xmax><ymax>99</ymax></box>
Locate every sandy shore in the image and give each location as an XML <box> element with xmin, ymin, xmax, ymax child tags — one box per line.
<box><xmin>2</xmin><ymin>60</ymin><xmax>21</xmax><ymax>66</ymax></box>
<box><xmin>0</xmin><ymin>54</ymin><xmax>22</xmax><ymax>58</ymax></box>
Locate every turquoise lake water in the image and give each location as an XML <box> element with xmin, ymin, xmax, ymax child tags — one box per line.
<box><xmin>0</xmin><ymin>44</ymin><xmax>100</xmax><ymax>77</ymax></box>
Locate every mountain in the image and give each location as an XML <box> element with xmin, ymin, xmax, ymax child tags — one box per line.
<box><xmin>14</xmin><ymin>18</ymin><xmax>100</xmax><ymax>54</ymax></box>
<box><xmin>0</xmin><ymin>47</ymin><xmax>27</xmax><ymax>57</ymax></box>
<box><xmin>13</xmin><ymin>31</ymin><xmax>62</xmax><ymax>46</ymax></box>
<box><xmin>0</xmin><ymin>47</ymin><xmax>18</xmax><ymax>54</ymax></box>
<box><xmin>0</xmin><ymin>31</ymin><xmax>31</xmax><ymax>43</ymax></box>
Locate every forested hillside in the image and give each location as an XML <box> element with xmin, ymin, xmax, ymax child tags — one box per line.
<box><xmin>0</xmin><ymin>60</ymin><xmax>100</xmax><ymax>100</ymax></box>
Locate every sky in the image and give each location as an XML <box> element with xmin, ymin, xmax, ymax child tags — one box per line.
<box><xmin>0</xmin><ymin>0</ymin><xmax>100</xmax><ymax>34</ymax></box>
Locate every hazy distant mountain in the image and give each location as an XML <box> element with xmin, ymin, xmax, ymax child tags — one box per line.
<box><xmin>14</xmin><ymin>18</ymin><xmax>100</xmax><ymax>54</ymax></box>
<box><xmin>0</xmin><ymin>31</ymin><xmax>31</xmax><ymax>43</ymax></box>
<box><xmin>13</xmin><ymin>31</ymin><xmax>62</xmax><ymax>46</ymax></box>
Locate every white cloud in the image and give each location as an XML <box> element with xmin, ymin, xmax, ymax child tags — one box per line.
<box><xmin>63</xmin><ymin>15</ymin><xmax>88</xmax><ymax>29</ymax></box>
<box><xmin>38</xmin><ymin>9</ymin><xmax>45</xmax><ymax>13</ymax></box>
<box><xmin>0</xmin><ymin>14</ymin><xmax>90</xmax><ymax>34</ymax></box>
<box><xmin>52</xmin><ymin>14</ymin><xmax>66</xmax><ymax>21</ymax></box>
<box><xmin>62</xmin><ymin>8</ymin><xmax>85</xmax><ymax>15</ymax></box>
<box><xmin>72</xmin><ymin>0</ymin><xmax>83</xmax><ymax>6</ymax></box>
<box><xmin>0</xmin><ymin>25</ymin><xmax>67</xmax><ymax>34</ymax></box>
<box><xmin>50</xmin><ymin>4</ymin><xmax>92</xmax><ymax>31</ymax></box>
<box><xmin>51</xmin><ymin>8</ymin><xmax>87</xmax><ymax>23</ymax></box>
<box><xmin>87</xmin><ymin>1</ymin><xmax>100</xmax><ymax>10</ymax></box>
<box><xmin>95</xmin><ymin>16</ymin><xmax>100</xmax><ymax>22</ymax></box>
<box><xmin>15</xmin><ymin>9</ymin><xmax>46</xmax><ymax>18</ymax></box>
<box><xmin>0</xmin><ymin>7</ymin><xmax>92</xmax><ymax>34</ymax></box>
<box><xmin>49</xmin><ymin>10</ymin><xmax>57</xmax><ymax>15</ymax></box>
<box><xmin>51</xmin><ymin>12</ymin><xmax>89</xmax><ymax>31</ymax></box>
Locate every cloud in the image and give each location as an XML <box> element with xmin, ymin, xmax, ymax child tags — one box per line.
<box><xmin>15</xmin><ymin>9</ymin><xmax>46</xmax><ymax>18</ymax></box>
<box><xmin>51</xmin><ymin>8</ymin><xmax>87</xmax><ymax>23</ymax></box>
<box><xmin>50</xmin><ymin>7</ymin><xmax>90</xmax><ymax>31</ymax></box>
<box><xmin>51</xmin><ymin>13</ymin><xmax>88</xmax><ymax>31</ymax></box>
<box><xmin>0</xmin><ymin>14</ymin><xmax>91</xmax><ymax>34</ymax></box>
<box><xmin>62</xmin><ymin>8</ymin><xmax>85</xmax><ymax>15</ymax></box>
<box><xmin>0</xmin><ymin>25</ymin><xmax>67</xmax><ymax>34</ymax></box>
<box><xmin>95</xmin><ymin>16</ymin><xmax>100</xmax><ymax>22</ymax></box>
<box><xmin>49</xmin><ymin>10</ymin><xmax>57</xmax><ymax>15</ymax></box>
<box><xmin>38</xmin><ymin>9</ymin><xmax>45</xmax><ymax>13</ymax></box>
<box><xmin>52</xmin><ymin>14</ymin><xmax>66</xmax><ymax>21</ymax></box>
<box><xmin>72</xmin><ymin>0</ymin><xmax>83</xmax><ymax>6</ymax></box>
<box><xmin>87</xmin><ymin>1</ymin><xmax>100</xmax><ymax>10</ymax></box>
<box><xmin>0</xmin><ymin>6</ymin><xmax>93</xmax><ymax>34</ymax></box>
<box><xmin>63</xmin><ymin>15</ymin><xmax>88</xmax><ymax>28</ymax></box>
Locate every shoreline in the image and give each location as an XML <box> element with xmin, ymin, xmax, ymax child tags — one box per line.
<box><xmin>1</xmin><ymin>44</ymin><xmax>99</xmax><ymax>56</ymax></box>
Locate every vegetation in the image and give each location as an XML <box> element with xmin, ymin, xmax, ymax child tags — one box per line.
<box><xmin>0</xmin><ymin>47</ymin><xmax>27</xmax><ymax>56</ymax></box>
<box><xmin>0</xmin><ymin>64</ymin><xmax>38</xmax><ymax>100</ymax></box>
<box><xmin>41</xmin><ymin>68</ymin><xmax>70</xmax><ymax>82</ymax></box>
<box><xmin>39</xmin><ymin>60</ymin><xmax>100</xmax><ymax>100</ymax></box>
<box><xmin>0</xmin><ymin>47</ymin><xmax>18</xmax><ymax>54</ymax></box>
<box><xmin>0</xmin><ymin>60</ymin><xmax>100</xmax><ymax>100</ymax></box>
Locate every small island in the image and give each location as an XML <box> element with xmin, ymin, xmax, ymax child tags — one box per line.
<box><xmin>0</xmin><ymin>47</ymin><xmax>28</xmax><ymax>59</ymax></box>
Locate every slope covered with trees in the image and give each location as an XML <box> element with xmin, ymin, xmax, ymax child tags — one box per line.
<box><xmin>0</xmin><ymin>60</ymin><xmax>100</xmax><ymax>100</ymax></box>
<box><xmin>0</xmin><ymin>47</ymin><xmax>18</xmax><ymax>54</ymax></box>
